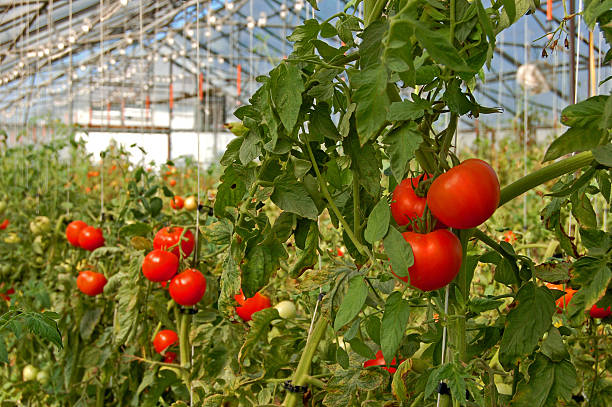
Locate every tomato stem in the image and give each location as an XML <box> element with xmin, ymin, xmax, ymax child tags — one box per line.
<box><xmin>498</xmin><ymin>151</ymin><xmax>594</xmax><ymax>207</ymax></box>
<box><xmin>283</xmin><ymin>315</ymin><xmax>328</xmax><ymax>407</ymax></box>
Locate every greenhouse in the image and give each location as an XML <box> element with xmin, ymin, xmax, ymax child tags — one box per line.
<box><xmin>0</xmin><ymin>0</ymin><xmax>610</xmax><ymax>405</ymax></box>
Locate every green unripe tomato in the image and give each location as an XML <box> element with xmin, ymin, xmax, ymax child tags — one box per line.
<box><xmin>4</xmin><ymin>233</ymin><xmax>20</xmax><ymax>244</ymax></box>
<box><xmin>30</xmin><ymin>216</ymin><xmax>51</xmax><ymax>236</ymax></box>
<box><xmin>36</xmin><ymin>370</ymin><xmax>49</xmax><ymax>385</ymax></box>
<box><xmin>274</xmin><ymin>300</ymin><xmax>296</xmax><ymax>319</ymax></box>
<box><xmin>22</xmin><ymin>365</ymin><xmax>38</xmax><ymax>381</ymax></box>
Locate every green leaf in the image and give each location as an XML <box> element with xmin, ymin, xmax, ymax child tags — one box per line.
<box><xmin>495</xmin><ymin>257</ymin><xmax>519</xmax><ymax>286</ymax></box>
<box><xmin>214</xmin><ymin>165</ymin><xmax>247</xmax><ymax>219</ymax></box>
<box><xmin>364</xmin><ymin>199</ymin><xmax>390</xmax><ymax>244</ymax></box>
<box><xmin>567</xmin><ymin>257</ymin><xmax>612</xmax><ymax>322</ymax></box>
<box><xmin>334</xmin><ymin>275</ymin><xmax>369</xmax><ymax>330</ymax></box>
<box><xmin>242</xmin><ymin>243</ymin><xmax>279</xmax><ymax>298</ymax></box>
<box><xmin>383</xmin><ymin>227</ymin><xmax>414</xmax><ymax>279</ymax></box>
<box><xmin>289</xmin><ymin>221</ymin><xmax>319</xmax><ymax>277</ymax></box>
<box><xmin>561</xmin><ymin>95</ymin><xmax>607</xmax><ymax>129</ymax></box>
<box><xmin>270</xmin><ymin>62</ymin><xmax>304</xmax><ymax>132</ymax></box>
<box><xmin>149</xmin><ymin>197</ymin><xmax>163</xmax><ymax>217</ymax></box>
<box><xmin>381</xmin><ymin>291</ymin><xmax>410</xmax><ymax>364</ymax></box>
<box><xmin>541</xmin><ymin>327</ymin><xmax>570</xmax><ymax>362</ymax></box>
<box><xmin>570</xmin><ymin>192</ymin><xmax>597</xmax><ymax>228</ymax></box>
<box><xmin>424</xmin><ymin>363</ymin><xmax>471</xmax><ymax>404</ymax></box>
<box><xmin>499</xmin><ymin>282</ymin><xmax>555</xmax><ymax>369</ymax></box>
<box><xmin>584</xmin><ymin>0</ymin><xmax>612</xmax><ymax>31</ymax></box>
<box><xmin>336</xmin><ymin>346</ymin><xmax>350</xmax><ymax>369</ymax></box>
<box><xmin>512</xmin><ymin>353</ymin><xmax>578</xmax><ymax>407</ymax></box>
<box><xmin>387</xmin><ymin>98</ymin><xmax>431</xmax><ymax>121</ymax></box>
<box><xmin>580</xmin><ymin>228</ymin><xmax>610</xmax><ymax>256</ymax></box>
<box><xmin>593</xmin><ymin>143</ymin><xmax>612</xmax><ymax>167</ymax></box>
<box><xmin>343</xmin><ymin>134</ymin><xmax>382</xmax><ymax>196</ymax></box>
<box><xmin>468</xmin><ymin>297</ymin><xmax>504</xmax><ymax>313</ymax></box>
<box><xmin>218</xmin><ymin>250</ymin><xmax>241</xmax><ymax>318</ymax></box>
<box><xmin>238</xmin><ymin>308</ymin><xmax>280</xmax><ymax>362</ymax></box>
<box><xmin>79</xmin><ymin>307</ymin><xmax>103</xmax><ymax>341</ymax></box>
<box><xmin>412</xmin><ymin>21</ymin><xmax>472</xmax><ymax>72</ymax></box>
<box><xmin>543</xmin><ymin>127</ymin><xmax>603</xmax><ymax>162</ymax></box>
<box><xmin>475</xmin><ymin>0</ymin><xmax>496</xmax><ymax>48</ymax></box>
<box><xmin>119</xmin><ymin>222</ymin><xmax>152</xmax><ymax>238</ymax></box>
<box><xmin>270</xmin><ymin>172</ymin><xmax>319</xmax><ymax>220</ymax></box>
<box><xmin>383</xmin><ymin>122</ymin><xmax>422</xmax><ymax>182</ymax></box>
<box><xmin>239</xmin><ymin>130</ymin><xmax>261</xmax><ymax>165</ymax></box>
<box><xmin>534</xmin><ymin>262</ymin><xmax>572</xmax><ymax>283</ymax></box>
<box><xmin>351</xmin><ymin>65</ymin><xmax>391</xmax><ymax>145</ymax></box>
<box><xmin>309</xmin><ymin>104</ymin><xmax>340</xmax><ymax>141</ymax></box>
<box><xmin>0</xmin><ymin>337</ymin><xmax>7</xmax><ymax>363</ymax></box>
<box><xmin>202</xmin><ymin>219</ymin><xmax>233</xmax><ymax>246</ymax></box>
<box><xmin>271</xmin><ymin>212</ymin><xmax>295</xmax><ymax>242</ymax></box>
<box><xmin>358</xmin><ymin>20</ymin><xmax>387</xmax><ymax>69</ymax></box>
<box><xmin>349</xmin><ymin>337</ymin><xmax>375</xmax><ymax>359</ymax></box>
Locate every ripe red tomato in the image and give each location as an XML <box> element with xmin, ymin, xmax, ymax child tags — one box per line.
<box><xmin>427</xmin><ymin>159</ymin><xmax>500</xmax><ymax>229</ymax></box>
<box><xmin>78</xmin><ymin>226</ymin><xmax>105</xmax><ymax>251</ymax></box>
<box><xmin>170</xmin><ymin>195</ymin><xmax>184</xmax><ymax>209</ymax></box>
<box><xmin>337</xmin><ymin>246</ymin><xmax>345</xmax><ymax>257</ymax></box>
<box><xmin>589</xmin><ymin>304</ymin><xmax>612</xmax><ymax>319</ymax></box>
<box><xmin>169</xmin><ymin>269</ymin><xmax>207</xmax><ymax>306</ymax></box>
<box><xmin>66</xmin><ymin>220</ymin><xmax>88</xmax><ymax>246</ymax></box>
<box><xmin>235</xmin><ymin>290</ymin><xmax>272</xmax><ymax>322</ymax></box>
<box><xmin>391</xmin><ymin>175</ymin><xmax>444</xmax><ymax>230</ymax></box>
<box><xmin>164</xmin><ymin>351</ymin><xmax>177</xmax><ymax>363</ymax></box>
<box><xmin>153</xmin><ymin>227</ymin><xmax>195</xmax><ymax>258</ymax></box>
<box><xmin>363</xmin><ymin>350</ymin><xmax>397</xmax><ymax>374</ymax></box>
<box><xmin>153</xmin><ymin>329</ymin><xmax>178</xmax><ymax>353</ymax></box>
<box><xmin>0</xmin><ymin>219</ymin><xmax>8</xmax><ymax>230</ymax></box>
<box><xmin>545</xmin><ymin>283</ymin><xmax>577</xmax><ymax>313</ymax></box>
<box><xmin>76</xmin><ymin>270</ymin><xmax>107</xmax><ymax>296</ymax></box>
<box><xmin>87</xmin><ymin>170</ymin><xmax>100</xmax><ymax>178</ymax></box>
<box><xmin>169</xmin><ymin>179</ymin><xmax>177</xmax><ymax>187</ymax></box>
<box><xmin>393</xmin><ymin>230</ymin><xmax>462</xmax><ymax>291</ymax></box>
<box><xmin>142</xmin><ymin>250</ymin><xmax>179</xmax><ymax>282</ymax></box>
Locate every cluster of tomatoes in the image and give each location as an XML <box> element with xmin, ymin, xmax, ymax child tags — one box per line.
<box><xmin>65</xmin><ymin>221</ymin><xmax>107</xmax><ymax>296</ymax></box>
<box><xmin>391</xmin><ymin>159</ymin><xmax>501</xmax><ymax>291</ymax></box>
<box><xmin>169</xmin><ymin>195</ymin><xmax>198</xmax><ymax>211</ymax></box>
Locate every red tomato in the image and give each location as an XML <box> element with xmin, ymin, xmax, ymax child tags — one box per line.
<box><xmin>363</xmin><ymin>350</ymin><xmax>397</xmax><ymax>374</ymax></box>
<box><xmin>391</xmin><ymin>175</ymin><xmax>444</xmax><ymax>230</ymax></box>
<box><xmin>142</xmin><ymin>250</ymin><xmax>179</xmax><ymax>282</ymax></box>
<box><xmin>590</xmin><ymin>304</ymin><xmax>612</xmax><ymax>319</ymax></box>
<box><xmin>78</xmin><ymin>226</ymin><xmax>105</xmax><ymax>251</ymax></box>
<box><xmin>170</xmin><ymin>195</ymin><xmax>184</xmax><ymax>209</ymax></box>
<box><xmin>160</xmin><ymin>281</ymin><xmax>168</xmax><ymax>289</ymax></box>
<box><xmin>76</xmin><ymin>270</ymin><xmax>107</xmax><ymax>296</ymax></box>
<box><xmin>546</xmin><ymin>283</ymin><xmax>577</xmax><ymax>313</ymax></box>
<box><xmin>153</xmin><ymin>330</ymin><xmax>178</xmax><ymax>353</ymax></box>
<box><xmin>169</xmin><ymin>269</ymin><xmax>207</xmax><ymax>306</ymax></box>
<box><xmin>153</xmin><ymin>227</ymin><xmax>195</xmax><ymax>258</ymax></box>
<box><xmin>66</xmin><ymin>220</ymin><xmax>88</xmax><ymax>247</ymax></box>
<box><xmin>164</xmin><ymin>351</ymin><xmax>177</xmax><ymax>363</ymax></box>
<box><xmin>87</xmin><ymin>170</ymin><xmax>100</xmax><ymax>178</ymax></box>
<box><xmin>337</xmin><ymin>246</ymin><xmax>345</xmax><ymax>257</ymax></box>
<box><xmin>427</xmin><ymin>159</ymin><xmax>500</xmax><ymax>229</ymax></box>
<box><xmin>0</xmin><ymin>219</ymin><xmax>8</xmax><ymax>230</ymax></box>
<box><xmin>393</xmin><ymin>230</ymin><xmax>462</xmax><ymax>291</ymax></box>
<box><xmin>169</xmin><ymin>179</ymin><xmax>177</xmax><ymax>187</ymax></box>
<box><xmin>235</xmin><ymin>290</ymin><xmax>272</xmax><ymax>322</ymax></box>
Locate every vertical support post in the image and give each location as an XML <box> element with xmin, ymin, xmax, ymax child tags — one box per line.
<box><xmin>588</xmin><ymin>31</ymin><xmax>596</xmax><ymax>97</ymax></box>
<box><xmin>569</xmin><ymin>0</ymin><xmax>576</xmax><ymax>104</ymax></box>
<box><xmin>168</xmin><ymin>58</ymin><xmax>173</xmax><ymax>161</ymax></box>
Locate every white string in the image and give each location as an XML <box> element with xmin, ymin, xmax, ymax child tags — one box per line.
<box><xmin>99</xmin><ymin>0</ymin><xmax>104</xmax><ymax>222</ymax></box>
<box><xmin>436</xmin><ymin>285</ymin><xmax>450</xmax><ymax>407</ymax></box>
<box><xmin>523</xmin><ymin>17</ymin><xmax>528</xmax><ymax>243</ymax></box>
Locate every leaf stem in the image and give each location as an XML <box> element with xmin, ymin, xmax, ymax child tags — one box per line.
<box><xmin>304</xmin><ymin>142</ymin><xmax>372</xmax><ymax>260</ymax></box>
<box><xmin>498</xmin><ymin>151</ymin><xmax>594</xmax><ymax>206</ymax></box>
<box><xmin>283</xmin><ymin>316</ymin><xmax>328</xmax><ymax>407</ymax></box>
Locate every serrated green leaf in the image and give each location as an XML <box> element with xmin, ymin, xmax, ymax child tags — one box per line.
<box><xmin>364</xmin><ymin>199</ymin><xmax>390</xmax><ymax>244</ymax></box>
<box><xmin>381</xmin><ymin>291</ymin><xmax>410</xmax><ymax>364</ymax></box>
<box><xmin>270</xmin><ymin>62</ymin><xmax>304</xmax><ymax>132</ymax></box>
<box><xmin>119</xmin><ymin>222</ymin><xmax>152</xmax><ymax>238</ymax></box>
<box><xmin>383</xmin><ymin>227</ymin><xmax>414</xmax><ymax>279</ymax></box>
<box><xmin>238</xmin><ymin>308</ymin><xmax>280</xmax><ymax>363</ymax></box>
<box><xmin>383</xmin><ymin>122</ymin><xmax>422</xmax><ymax>182</ymax></box>
<box><xmin>270</xmin><ymin>172</ymin><xmax>318</xmax><ymax>220</ymax></box>
<box><xmin>334</xmin><ymin>275</ymin><xmax>368</xmax><ymax>330</ymax></box>
<box><xmin>499</xmin><ymin>283</ymin><xmax>555</xmax><ymax>369</ymax></box>
<box><xmin>543</xmin><ymin>127</ymin><xmax>603</xmax><ymax>162</ymax></box>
